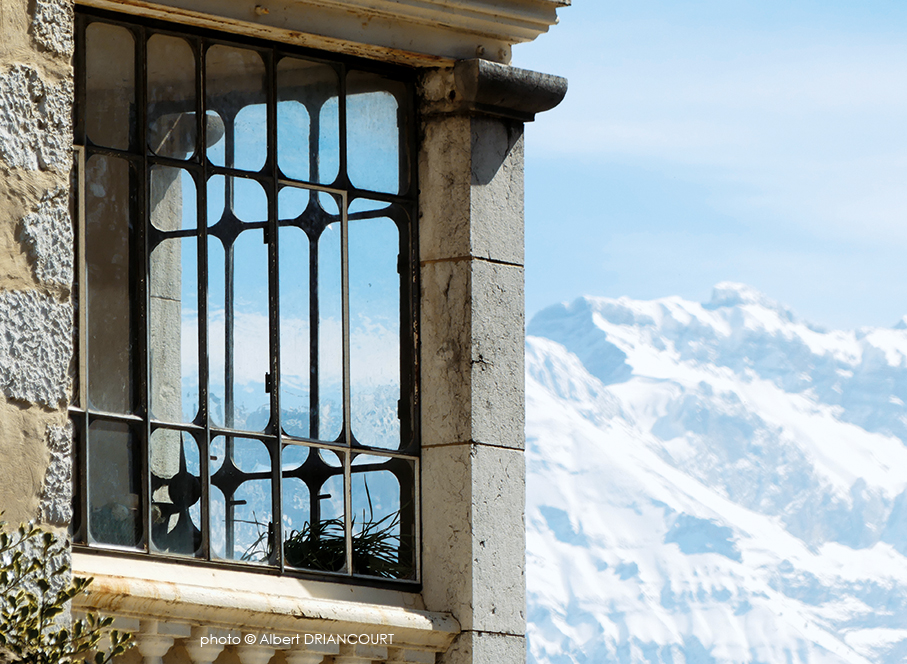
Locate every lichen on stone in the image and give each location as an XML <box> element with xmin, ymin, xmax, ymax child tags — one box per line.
<box><xmin>38</xmin><ymin>421</ymin><xmax>73</xmax><ymax>526</ymax></box>
<box><xmin>31</xmin><ymin>0</ymin><xmax>75</xmax><ymax>57</ymax></box>
<box><xmin>0</xmin><ymin>289</ymin><xmax>72</xmax><ymax>407</ymax></box>
<box><xmin>0</xmin><ymin>65</ymin><xmax>73</xmax><ymax>172</ymax></box>
<box><xmin>20</xmin><ymin>187</ymin><xmax>73</xmax><ymax>287</ymax></box>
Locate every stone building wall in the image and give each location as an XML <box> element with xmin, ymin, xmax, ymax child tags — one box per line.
<box><xmin>0</xmin><ymin>0</ymin><xmax>74</xmax><ymax>529</ymax></box>
<box><xmin>0</xmin><ymin>2</ymin><xmax>567</xmax><ymax>662</ymax></box>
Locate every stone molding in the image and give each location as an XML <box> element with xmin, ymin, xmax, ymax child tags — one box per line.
<box><xmin>72</xmin><ymin>554</ymin><xmax>459</xmax><ymax>654</ymax></box>
<box><xmin>77</xmin><ymin>0</ymin><xmax>569</xmax><ymax>65</ymax></box>
<box><xmin>72</xmin><ymin>555</ymin><xmax>458</xmax><ymax>663</ymax></box>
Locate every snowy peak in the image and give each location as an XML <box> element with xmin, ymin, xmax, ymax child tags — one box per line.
<box><xmin>525</xmin><ymin>286</ymin><xmax>907</xmax><ymax>664</ymax></box>
<box><xmin>705</xmin><ymin>281</ymin><xmax>794</xmax><ymax>320</ymax></box>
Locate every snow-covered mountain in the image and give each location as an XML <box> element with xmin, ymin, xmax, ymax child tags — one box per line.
<box><xmin>525</xmin><ymin>283</ymin><xmax>907</xmax><ymax>664</ymax></box>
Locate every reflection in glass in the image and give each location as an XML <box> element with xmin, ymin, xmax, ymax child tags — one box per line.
<box><xmin>150</xmin><ymin>429</ymin><xmax>201</xmax><ymax>555</ymax></box>
<box><xmin>279</xmin><ymin>225</ymin><xmax>310</xmax><ymax>438</ymax></box>
<box><xmin>85</xmin><ymin>22</ymin><xmax>134</xmax><ymax>150</ymax></box>
<box><xmin>207</xmin><ymin>229</ymin><xmax>270</xmax><ymax>431</ymax></box>
<box><xmin>277</xmin><ymin>57</ymin><xmax>340</xmax><ymax>184</ymax></box>
<box><xmin>207</xmin><ymin>176</ymin><xmax>267</xmax><ymax>226</ymax></box>
<box><xmin>150</xmin><ymin>236</ymin><xmax>199</xmax><ymax>423</ymax></box>
<box><xmin>206</xmin><ymin>45</ymin><xmax>266</xmax><ymax>172</ymax></box>
<box><xmin>210</xmin><ymin>436</ymin><xmax>273</xmax><ymax>563</ymax></box>
<box><xmin>151</xmin><ymin>166</ymin><xmax>196</xmax><ymax>232</ymax></box>
<box><xmin>346</xmin><ymin>71</ymin><xmax>407</xmax><ymax>194</ymax></box>
<box><xmin>349</xmin><ymin>214</ymin><xmax>400</xmax><ymax>449</ymax></box>
<box><xmin>86</xmin><ymin>155</ymin><xmax>135</xmax><ymax>413</ymax></box>
<box><xmin>282</xmin><ymin>446</ymin><xmax>345</xmax><ymax>571</ymax></box>
<box><xmin>350</xmin><ymin>454</ymin><xmax>414</xmax><ymax>578</ymax></box>
<box><xmin>88</xmin><ymin>420</ymin><xmax>141</xmax><ymax>548</ymax></box>
<box><xmin>147</xmin><ymin>35</ymin><xmax>196</xmax><ymax>158</ymax></box>
<box><xmin>318</xmin><ymin>222</ymin><xmax>343</xmax><ymax>441</ymax></box>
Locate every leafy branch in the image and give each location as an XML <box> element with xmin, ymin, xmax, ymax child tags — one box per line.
<box><xmin>0</xmin><ymin>516</ymin><xmax>135</xmax><ymax>664</ymax></box>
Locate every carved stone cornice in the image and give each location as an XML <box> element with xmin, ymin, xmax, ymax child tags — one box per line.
<box><xmin>77</xmin><ymin>0</ymin><xmax>570</xmax><ymax>65</ymax></box>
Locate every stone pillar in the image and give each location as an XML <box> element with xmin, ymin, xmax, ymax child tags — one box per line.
<box><xmin>0</xmin><ymin>0</ymin><xmax>74</xmax><ymax>527</ymax></box>
<box><xmin>417</xmin><ymin>60</ymin><xmax>566</xmax><ymax>664</ymax></box>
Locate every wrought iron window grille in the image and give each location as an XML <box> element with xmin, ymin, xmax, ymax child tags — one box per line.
<box><xmin>70</xmin><ymin>8</ymin><xmax>420</xmax><ymax>587</ymax></box>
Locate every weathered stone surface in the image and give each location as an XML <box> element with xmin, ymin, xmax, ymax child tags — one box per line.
<box><xmin>422</xmin><ymin>444</ymin><xmax>525</xmax><ymax>634</ymax></box>
<box><xmin>470</xmin><ymin>259</ymin><xmax>524</xmax><ymax>449</ymax></box>
<box><xmin>421</xmin><ymin>259</ymin><xmax>524</xmax><ymax>449</ymax></box>
<box><xmin>20</xmin><ymin>187</ymin><xmax>72</xmax><ymax>287</ymax></box>
<box><xmin>421</xmin><ymin>258</ymin><xmax>471</xmax><ymax>444</ymax></box>
<box><xmin>0</xmin><ymin>289</ymin><xmax>72</xmax><ymax>407</ymax></box>
<box><xmin>419</xmin><ymin>115</ymin><xmax>525</xmax><ymax>266</ymax></box>
<box><xmin>37</xmin><ymin>420</ymin><xmax>72</xmax><ymax>525</ymax></box>
<box><xmin>0</xmin><ymin>397</ymin><xmax>53</xmax><ymax>522</ymax></box>
<box><xmin>31</xmin><ymin>0</ymin><xmax>74</xmax><ymax>57</ymax></box>
<box><xmin>469</xmin><ymin>117</ymin><xmax>524</xmax><ymax>265</ymax></box>
<box><xmin>438</xmin><ymin>630</ymin><xmax>525</xmax><ymax>664</ymax></box>
<box><xmin>0</xmin><ymin>64</ymin><xmax>72</xmax><ymax>171</ymax></box>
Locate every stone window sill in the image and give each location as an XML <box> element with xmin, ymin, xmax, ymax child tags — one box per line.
<box><xmin>72</xmin><ymin>553</ymin><xmax>458</xmax><ymax>663</ymax></box>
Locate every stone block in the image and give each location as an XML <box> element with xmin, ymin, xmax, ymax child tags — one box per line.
<box><xmin>419</xmin><ymin>115</ymin><xmax>471</xmax><ymax>262</ymax></box>
<box><xmin>421</xmin><ymin>259</ymin><xmax>524</xmax><ymax>450</ymax></box>
<box><xmin>468</xmin><ymin>116</ymin><xmax>524</xmax><ymax>266</ymax></box>
<box><xmin>37</xmin><ymin>419</ymin><xmax>72</xmax><ymax>525</ymax></box>
<box><xmin>420</xmin><ymin>258</ymin><xmax>471</xmax><ymax>445</ymax></box>
<box><xmin>421</xmin><ymin>444</ymin><xmax>525</xmax><ymax>635</ymax></box>
<box><xmin>0</xmin><ymin>289</ymin><xmax>73</xmax><ymax>407</ymax></box>
<box><xmin>468</xmin><ymin>259</ymin><xmax>524</xmax><ymax>450</ymax></box>
<box><xmin>419</xmin><ymin>116</ymin><xmax>524</xmax><ymax>266</ymax></box>
<box><xmin>437</xmin><ymin>631</ymin><xmax>524</xmax><ymax>664</ymax></box>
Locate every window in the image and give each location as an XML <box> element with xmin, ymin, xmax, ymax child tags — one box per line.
<box><xmin>70</xmin><ymin>10</ymin><xmax>419</xmax><ymax>583</ymax></box>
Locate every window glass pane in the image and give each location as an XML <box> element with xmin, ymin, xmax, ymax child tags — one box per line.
<box><xmin>206</xmin><ymin>45</ymin><xmax>266</xmax><ymax>172</ymax></box>
<box><xmin>151</xmin><ymin>166</ymin><xmax>196</xmax><ymax>231</ymax></box>
<box><xmin>85</xmin><ymin>22</ymin><xmax>134</xmax><ymax>150</ymax></box>
<box><xmin>147</xmin><ymin>34</ymin><xmax>196</xmax><ymax>159</ymax></box>
<box><xmin>318</xmin><ymin>221</ymin><xmax>343</xmax><ymax>442</ymax></box>
<box><xmin>210</xmin><ymin>436</ymin><xmax>273</xmax><ymax>563</ymax></box>
<box><xmin>279</xmin><ymin>224</ymin><xmax>310</xmax><ymax>438</ymax></box>
<box><xmin>88</xmin><ymin>420</ymin><xmax>141</xmax><ymax>548</ymax></box>
<box><xmin>85</xmin><ymin>154</ymin><xmax>136</xmax><ymax>414</ymax></box>
<box><xmin>150</xmin><ymin>429</ymin><xmax>201</xmax><ymax>555</ymax></box>
<box><xmin>346</xmin><ymin>72</ymin><xmax>407</xmax><ymax>194</ymax></box>
<box><xmin>150</xmin><ymin>235</ymin><xmax>199</xmax><ymax>424</ymax></box>
<box><xmin>207</xmin><ymin>175</ymin><xmax>267</xmax><ymax>226</ymax></box>
<box><xmin>207</xmin><ymin>229</ymin><xmax>270</xmax><ymax>432</ymax></box>
<box><xmin>282</xmin><ymin>446</ymin><xmax>346</xmax><ymax>571</ymax></box>
<box><xmin>277</xmin><ymin>57</ymin><xmax>339</xmax><ymax>184</ymax></box>
<box><xmin>349</xmin><ymin>208</ymin><xmax>400</xmax><ymax>449</ymax></box>
<box><xmin>350</xmin><ymin>454</ymin><xmax>415</xmax><ymax>579</ymax></box>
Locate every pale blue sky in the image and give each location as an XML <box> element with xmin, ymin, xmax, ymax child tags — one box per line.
<box><xmin>512</xmin><ymin>1</ymin><xmax>907</xmax><ymax>330</ymax></box>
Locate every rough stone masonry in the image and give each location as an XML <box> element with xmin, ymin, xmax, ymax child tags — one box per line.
<box><xmin>0</xmin><ymin>0</ymin><xmax>75</xmax><ymax>527</ymax></box>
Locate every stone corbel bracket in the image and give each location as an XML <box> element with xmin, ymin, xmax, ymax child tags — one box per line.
<box><xmin>425</xmin><ymin>59</ymin><xmax>568</xmax><ymax>122</ymax></box>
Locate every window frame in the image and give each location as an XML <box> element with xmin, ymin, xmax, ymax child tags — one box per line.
<box><xmin>70</xmin><ymin>7</ymin><xmax>422</xmax><ymax>589</ymax></box>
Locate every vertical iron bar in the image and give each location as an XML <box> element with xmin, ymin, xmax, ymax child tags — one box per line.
<box><xmin>309</xmin><ymin>237</ymin><xmax>319</xmax><ymax>440</ymax></box>
<box><xmin>197</xmin><ymin>36</ymin><xmax>212</xmax><ymax>560</ymax></box>
<box><xmin>341</xmin><ymin>190</ymin><xmax>352</xmax><ymax>576</ymax></box>
<box><xmin>224</xmin><ymin>113</ymin><xmax>235</xmax><ymax>558</ymax></box>
<box><xmin>137</xmin><ymin>25</ymin><xmax>152</xmax><ymax>553</ymax></box>
<box><xmin>337</xmin><ymin>67</ymin><xmax>353</xmax><ymax>576</ymax></box>
<box><xmin>75</xmin><ymin>141</ymin><xmax>90</xmax><ymax>544</ymax></box>
<box><xmin>266</xmin><ymin>48</ymin><xmax>284</xmax><ymax>572</ymax></box>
